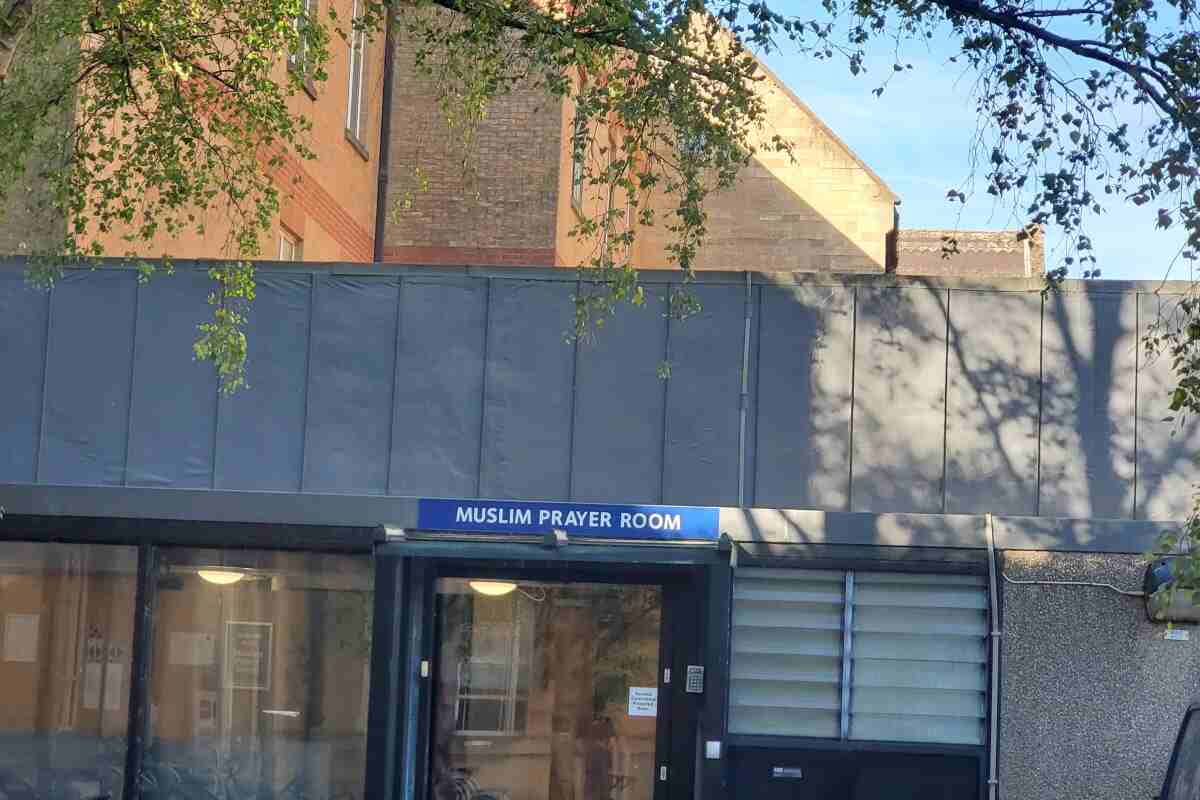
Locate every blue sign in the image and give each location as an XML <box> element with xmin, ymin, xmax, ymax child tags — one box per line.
<box><xmin>417</xmin><ymin>498</ymin><xmax>720</xmax><ymax>541</ymax></box>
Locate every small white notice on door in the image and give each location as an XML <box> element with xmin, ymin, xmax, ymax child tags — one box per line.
<box><xmin>628</xmin><ymin>687</ymin><xmax>658</xmax><ymax>717</ymax></box>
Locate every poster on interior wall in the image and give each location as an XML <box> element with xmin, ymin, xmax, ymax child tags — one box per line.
<box><xmin>3</xmin><ymin>613</ymin><xmax>39</xmax><ymax>662</ymax></box>
<box><xmin>83</xmin><ymin>662</ymin><xmax>102</xmax><ymax>709</ymax></box>
<box><xmin>224</xmin><ymin>621</ymin><xmax>272</xmax><ymax>690</ymax></box>
<box><xmin>169</xmin><ymin>632</ymin><xmax>217</xmax><ymax>666</ymax></box>
<box><xmin>194</xmin><ymin>690</ymin><xmax>217</xmax><ymax>735</ymax></box>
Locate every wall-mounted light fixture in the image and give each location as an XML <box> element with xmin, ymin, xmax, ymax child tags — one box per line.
<box><xmin>469</xmin><ymin>580</ymin><xmax>517</xmax><ymax>597</ymax></box>
<box><xmin>1145</xmin><ymin>557</ymin><xmax>1200</xmax><ymax>622</ymax></box>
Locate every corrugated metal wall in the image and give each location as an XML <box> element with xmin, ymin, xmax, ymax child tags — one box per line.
<box><xmin>1</xmin><ymin>262</ymin><xmax>1195</xmax><ymax>521</ymax></box>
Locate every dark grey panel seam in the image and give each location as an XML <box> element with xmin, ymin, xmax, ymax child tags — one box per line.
<box><xmin>33</xmin><ymin>286</ymin><xmax>54</xmax><ymax>483</ymax></box>
<box><xmin>385</xmin><ymin>277</ymin><xmax>403</xmax><ymax>496</ymax></box>
<box><xmin>209</xmin><ymin>367</ymin><xmax>220</xmax><ymax>490</ymax></box>
<box><xmin>940</xmin><ymin>288</ymin><xmax>951</xmax><ymax>513</ymax></box>
<box><xmin>1131</xmin><ymin>295</ymin><xmax>1140</xmax><ymax>518</ymax></box>
<box><xmin>749</xmin><ymin>283</ymin><xmax>764</xmax><ymax>507</ymax></box>
<box><xmin>475</xmin><ymin>277</ymin><xmax>492</xmax><ymax>498</ymax></box>
<box><xmin>1034</xmin><ymin>292</ymin><xmax>1045</xmax><ymax>516</ymax></box>
<box><xmin>566</xmin><ymin>279</ymin><xmax>581</xmax><ymax>500</ymax></box>
<box><xmin>846</xmin><ymin>287</ymin><xmax>858</xmax><ymax>511</ymax></box>
<box><xmin>122</xmin><ymin>279</ymin><xmax>141</xmax><ymax>487</ymax></box>
<box><xmin>659</xmin><ymin>290</ymin><xmax>673</xmax><ymax>504</ymax></box>
<box><xmin>298</xmin><ymin>273</ymin><xmax>317</xmax><ymax>492</ymax></box>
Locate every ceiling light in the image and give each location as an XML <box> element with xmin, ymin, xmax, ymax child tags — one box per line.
<box><xmin>198</xmin><ymin>569</ymin><xmax>246</xmax><ymax>586</ymax></box>
<box><xmin>469</xmin><ymin>580</ymin><xmax>517</xmax><ymax>596</ymax></box>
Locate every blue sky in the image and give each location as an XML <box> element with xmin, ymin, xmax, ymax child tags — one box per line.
<box><xmin>759</xmin><ymin>41</ymin><xmax>1193</xmax><ymax>282</ymax></box>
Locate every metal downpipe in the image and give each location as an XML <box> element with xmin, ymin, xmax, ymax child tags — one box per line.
<box><xmin>986</xmin><ymin>512</ymin><xmax>1001</xmax><ymax>800</ymax></box>
<box><xmin>737</xmin><ymin>271</ymin><xmax>752</xmax><ymax>508</ymax></box>
<box><xmin>372</xmin><ymin>2</ymin><xmax>397</xmax><ymax>263</ymax></box>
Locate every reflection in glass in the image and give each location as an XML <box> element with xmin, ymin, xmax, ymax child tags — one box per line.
<box><xmin>432</xmin><ymin>579</ymin><xmax>661</xmax><ymax>800</ymax></box>
<box><xmin>145</xmin><ymin>549</ymin><xmax>373</xmax><ymax>800</ymax></box>
<box><xmin>1166</xmin><ymin>710</ymin><xmax>1200</xmax><ymax>800</ymax></box>
<box><xmin>0</xmin><ymin>541</ymin><xmax>138</xmax><ymax>799</ymax></box>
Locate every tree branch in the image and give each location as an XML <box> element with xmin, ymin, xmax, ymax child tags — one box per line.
<box><xmin>931</xmin><ymin>0</ymin><xmax>1184</xmax><ymax>121</ymax></box>
<box><xmin>0</xmin><ymin>0</ymin><xmax>35</xmax><ymax>82</ymax></box>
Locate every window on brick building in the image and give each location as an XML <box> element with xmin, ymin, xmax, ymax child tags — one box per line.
<box><xmin>345</xmin><ymin>0</ymin><xmax>366</xmax><ymax>142</ymax></box>
<box><xmin>570</xmin><ymin>114</ymin><xmax>586</xmax><ymax>210</ymax></box>
<box><xmin>279</xmin><ymin>229</ymin><xmax>303</xmax><ymax>262</ymax></box>
<box><xmin>288</xmin><ymin>0</ymin><xmax>319</xmax><ymax>98</ymax></box>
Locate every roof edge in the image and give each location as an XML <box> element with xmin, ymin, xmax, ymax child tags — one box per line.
<box><xmin>747</xmin><ymin>49</ymin><xmax>899</xmax><ymax>203</ymax></box>
<box><xmin>4</xmin><ymin>257</ymin><xmax>1191</xmax><ymax>294</ymax></box>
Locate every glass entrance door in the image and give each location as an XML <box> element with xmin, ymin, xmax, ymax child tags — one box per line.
<box><xmin>429</xmin><ymin>578</ymin><xmax>665</xmax><ymax>800</ymax></box>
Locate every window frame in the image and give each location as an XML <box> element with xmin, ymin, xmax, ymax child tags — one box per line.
<box><xmin>449</xmin><ymin>598</ymin><xmax>533</xmax><ymax>736</ymax></box>
<box><xmin>288</xmin><ymin>0</ymin><xmax>320</xmax><ymax>99</ymax></box>
<box><xmin>0</xmin><ymin>515</ymin><xmax>379</xmax><ymax>800</ymax></box>
<box><xmin>344</xmin><ymin>0</ymin><xmax>368</xmax><ymax>154</ymax></box>
<box><xmin>279</xmin><ymin>228</ymin><xmax>303</xmax><ymax>261</ymax></box>
<box><xmin>570</xmin><ymin>114</ymin><xmax>587</xmax><ymax>212</ymax></box>
<box><xmin>725</xmin><ymin>561</ymin><xmax>992</xmax><ymax>763</ymax></box>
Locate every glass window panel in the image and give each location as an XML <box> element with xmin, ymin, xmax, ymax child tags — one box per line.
<box><xmin>432</xmin><ymin>579</ymin><xmax>661</xmax><ymax>800</ymax></box>
<box><xmin>0</xmin><ymin>541</ymin><xmax>138</xmax><ymax>799</ymax></box>
<box><xmin>849</xmin><ymin>572</ymin><xmax>987</xmax><ymax>746</ymax></box>
<box><xmin>145</xmin><ymin>549</ymin><xmax>373</xmax><ymax>800</ymax></box>
<box><xmin>345</xmin><ymin>0</ymin><xmax>365</xmax><ymax>136</ymax></box>
<box><xmin>729</xmin><ymin>568</ymin><xmax>844</xmax><ymax>738</ymax></box>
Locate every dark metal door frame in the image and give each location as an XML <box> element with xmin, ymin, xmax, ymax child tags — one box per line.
<box><xmin>382</xmin><ymin>546</ymin><xmax>712</xmax><ymax>800</ymax></box>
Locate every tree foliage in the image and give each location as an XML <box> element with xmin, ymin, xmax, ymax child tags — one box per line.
<box><xmin>0</xmin><ymin>0</ymin><xmax>376</xmax><ymax>389</ymax></box>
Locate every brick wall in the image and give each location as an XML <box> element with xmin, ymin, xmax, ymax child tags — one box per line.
<box><xmin>626</xmin><ymin>58</ymin><xmax>896</xmax><ymax>272</ymax></box>
<box><xmin>382</xmin><ymin>16</ymin><xmax>563</xmax><ymax>266</ymax></box>
<box><xmin>1</xmin><ymin>0</ymin><xmax>382</xmax><ymax>265</ymax></box>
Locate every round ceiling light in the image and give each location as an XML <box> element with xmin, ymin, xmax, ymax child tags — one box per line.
<box><xmin>197</xmin><ymin>569</ymin><xmax>246</xmax><ymax>586</ymax></box>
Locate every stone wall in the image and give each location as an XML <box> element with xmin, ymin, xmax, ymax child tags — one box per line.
<box><xmin>999</xmin><ymin>551</ymin><xmax>1200</xmax><ymax>800</ymax></box>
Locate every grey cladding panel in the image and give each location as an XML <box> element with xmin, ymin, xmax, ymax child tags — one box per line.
<box><xmin>215</xmin><ymin>274</ymin><xmax>311</xmax><ymax>491</ymax></box>
<box><xmin>945</xmin><ymin>290</ymin><xmax>1041</xmax><ymax>515</ymax></box>
<box><xmin>851</xmin><ymin>287</ymin><xmax>949</xmax><ymax>513</ymax></box>
<box><xmin>1135</xmin><ymin>292</ymin><xmax>1199</xmax><ymax>520</ymax></box>
<box><xmin>303</xmin><ymin>276</ymin><xmax>398</xmax><ymax>494</ymax></box>
<box><xmin>479</xmin><ymin>280</ymin><xmax>575</xmax><ymax>501</ymax></box>
<box><xmin>41</xmin><ymin>271</ymin><xmax>137</xmax><ymax>485</ymax></box>
<box><xmin>127</xmin><ymin>271</ymin><xmax>218</xmax><ymax>488</ymax></box>
<box><xmin>571</xmin><ymin>288</ymin><xmax>667</xmax><ymax>503</ymax></box>
<box><xmin>390</xmin><ymin>277</ymin><xmax>487</xmax><ymax>497</ymax></box>
<box><xmin>0</xmin><ymin>274</ymin><xmax>48</xmax><ymax>482</ymax></box>
<box><xmin>754</xmin><ymin>285</ymin><xmax>854</xmax><ymax>510</ymax></box>
<box><xmin>1039</xmin><ymin>292</ymin><xmax>1137</xmax><ymax>518</ymax></box>
<box><xmin>662</xmin><ymin>285</ymin><xmax>746</xmax><ymax>506</ymax></box>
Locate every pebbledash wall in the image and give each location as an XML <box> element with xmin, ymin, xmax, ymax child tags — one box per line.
<box><xmin>2</xmin><ymin>258</ymin><xmax>1199</xmax><ymax>799</ymax></box>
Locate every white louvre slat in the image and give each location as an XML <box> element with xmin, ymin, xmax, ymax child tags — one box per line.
<box><xmin>729</xmin><ymin>706</ymin><xmax>841</xmax><ymax>738</ymax></box>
